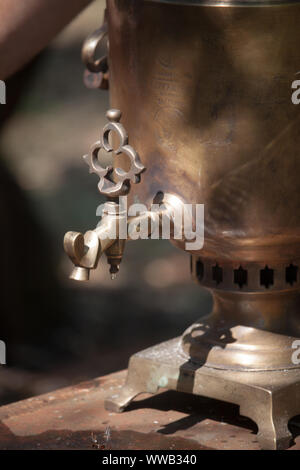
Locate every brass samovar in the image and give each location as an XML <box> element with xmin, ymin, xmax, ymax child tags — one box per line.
<box><xmin>64</xmin><ymin>0</ymin><xmax>300</xmax><ymax>449</ymax></box>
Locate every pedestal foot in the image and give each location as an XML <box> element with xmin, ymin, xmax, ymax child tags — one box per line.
<box><xmin>240</xmin><ymin>385</ymin><xmax>300</xmax><ymax>450</ymax></box>
<box><xmin>104</xmin><ymin>338</ymin><xmax>300</xmax><ymax>449</ymax></box>
<box><xmin>105</xmin><ymin>385</ymin><xmax>142</xmax><ymax>413</ymax></box>
<box><xmin>257</xmin><ymin>424</ymin><xmax>292</xmax><ymax>451</ymax></box>
<box><xmin>241</xmin><ymin>403</ymin><xmax>293</xmax><ymax>450</ymax></box>
<box><xmin>105</xmin><ymin>358</ymin><xmax>159</xmax><ymax>412</ymax></box>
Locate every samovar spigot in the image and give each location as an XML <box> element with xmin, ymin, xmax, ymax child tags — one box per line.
<box><xmin>64</xmin><ymin>108</ymin><xmax>146</xmax><ymax>280</ymax></box>
<box><xmin>63</xmin><ymin>109</ymin><xmax>185</xmax><ymax>280</ymax></box>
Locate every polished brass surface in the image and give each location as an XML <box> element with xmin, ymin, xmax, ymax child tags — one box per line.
<box><xmin>181</xmin><ymin>290</ymin><xmax>300</xmax><ymax>370</ymax></box>
<box><xmin>108</xmin><ymin>0</ymin><xmax>300</xmax><ymax>262</ymax></box>
<box><xmin>64</xmin><ymin>0</ymin><xmax>300</xmax><ymax>449</ymax></box>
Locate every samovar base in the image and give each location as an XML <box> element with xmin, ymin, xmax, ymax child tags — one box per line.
<box><xmin>105</xmin><ymin>337</ymin><xmax>300</xmax><ymax>450</ymax></box>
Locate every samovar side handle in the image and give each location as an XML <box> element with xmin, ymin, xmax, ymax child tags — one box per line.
<box><xmin>81</xmin><ymin>9</ymin><xmax>109</xmax><ymax>90</ymax></box>
<box><xmin>81</xmin><ymin>9</ymin><xmax>108</xmax><ymax>73</ymax></box>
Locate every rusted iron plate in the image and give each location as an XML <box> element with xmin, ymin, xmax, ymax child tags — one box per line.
<box><xmin>0</xmin><ymin>370</ymin><xmax>299</xmax><ymax>450</ymax></box>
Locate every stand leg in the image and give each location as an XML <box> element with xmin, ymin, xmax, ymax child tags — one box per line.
<box><xmin>240</xmin><ymin>394</ymin><xmax>294</xmax><ymax>450</ymax></box>
<box><xmin>105</xmin><ymin>358</ymin><xmax>159</xmax><ymax>413</ymax></box>
<box><xmin>104</xmin><ymin>339</ymin><xmax>300</xmax><ymax>450</ymax></box>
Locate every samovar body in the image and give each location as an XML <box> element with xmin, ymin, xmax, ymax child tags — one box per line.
<box><xmin>65</xmin><ymin>0</ymin><xmax>300</xmax><ymax>449</ymax></box>
<box><xmin>108</xmin><ymin>0</ymin><xmax>300</xmax><ymax>261</ymax></box>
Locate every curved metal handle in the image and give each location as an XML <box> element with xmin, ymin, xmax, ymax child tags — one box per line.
<box><xmin>83</xmin><ymin>109</ymin><xmax>146</xmax><ymax>198</ymax></box>
<box><xmin>64</xmin><ymin>231</ymin><xmax>99</xmax><ymax>268</ymax></box>
<box><xmin>81</xmin><ymin>22</ymin><xmax>108</xmax><ymax>74</ymax></box>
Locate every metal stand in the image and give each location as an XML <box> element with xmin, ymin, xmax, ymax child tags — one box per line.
<box><xmin>105</xmin><ymin>337</ymin><xmax>300</xmax><ymax>450</ymax></box>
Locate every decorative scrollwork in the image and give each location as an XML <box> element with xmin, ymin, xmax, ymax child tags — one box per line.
<box><xmin>83</xmin><ymin>109</ymin><xmax>146</xmax><ymax>197</ymax></box>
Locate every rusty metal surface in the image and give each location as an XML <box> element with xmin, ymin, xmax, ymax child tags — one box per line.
<box><xmin>0</xmin><ymin>370</ymin><xmax>299</xmax><ymax>450</ymax></box>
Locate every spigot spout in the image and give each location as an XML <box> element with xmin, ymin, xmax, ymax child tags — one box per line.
<box><xmin>64</xmin><ymin>201</ymin><xmax>126</xmax><ymax>281</ymax></box>
<box><xmin>64</xmin><ymin>194</ymin><xmax>185</xmax><ymax>281</ymax></box>
<box><xmin>70</xmin><ymin>266</ymin><xmax>90</xmax><ymax>282</ymax></box>
<box><xmin>105</xmin><ymin>238</ymin><xmax>126</xmax><ymax>279</ymax></box>
<box><xmin>64</xmin><ymin>229</ymin><xmax>101</xmax><ymax>281</ymax></box>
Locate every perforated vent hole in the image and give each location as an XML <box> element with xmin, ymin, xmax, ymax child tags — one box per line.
<box><xmin>286</xmin><ymin>264</ymin><xmax>298</xmax><ymax>286</ymax></box>
<box><xmin>196</xmin><ymin>260</ymin><xmax>204</xmax><ymax>281</ymax></box>
<box><xmin>260</xmin><ymin>265</ymin><xmax>274</xmax><ymax>289</ymax></box>
<box><xmin>234</xmin><ymin>266</ymin><xmax>248</xmax><ymax>289</ymax></box>
<box><xmin>212</xmin><ymin>264</ymin><xmax>223</xmax><ymax>285</ymax></box>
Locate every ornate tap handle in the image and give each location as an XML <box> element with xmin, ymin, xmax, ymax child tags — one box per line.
<box><xmin>83</xmin><ymin>109</ymin><xmax>146</xmax><ymax>197</ymax></box>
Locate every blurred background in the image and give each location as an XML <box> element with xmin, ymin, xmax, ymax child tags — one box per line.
<box><xmin>0</xmin><ymin>0</ymin><xmax>211</xmax><ymax>405</ymax></box>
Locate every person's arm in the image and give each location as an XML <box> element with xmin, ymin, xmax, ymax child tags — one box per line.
<box><xmin>0</xmin><ymin>0</ymin><xmax>93</xmax><ymax>79</ymax></box>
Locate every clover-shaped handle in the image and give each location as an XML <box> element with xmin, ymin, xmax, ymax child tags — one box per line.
<box><xmin>83</xmin><ymin>109</ymin><xmax>146</xmax><ymax>197</ymax></box>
